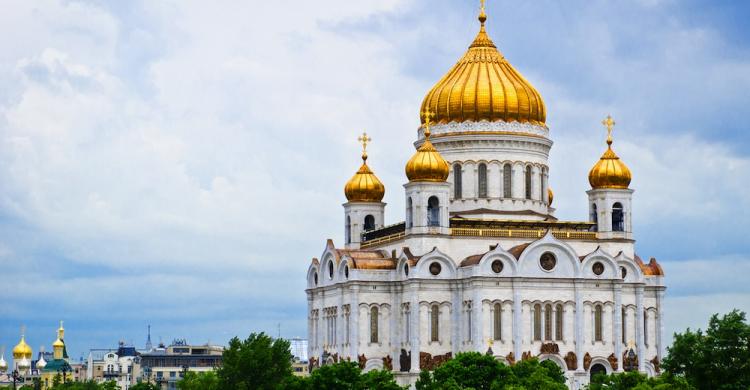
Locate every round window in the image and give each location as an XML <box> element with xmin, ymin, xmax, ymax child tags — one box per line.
<box><xmin>429</xmin><ymin>262</ymin><xmax>442</xmax><ymax>276</ymax></box>
<box><xmin>328</xmin><ymin>262</ymin><xmax>334</xmax><ymax>279</ymax></box>
<box><xmin>593</xmin><ymin>262</ymin><xmax>604</xmax><ymax>276</ymax></box>
<box><xmin>344</xmin><ymin>266</ymin><xmax>349</xmax><ymax>279</ymax></box>
<box><xmin>314</xmin><ymin>272</ymin><xmax>318</xmax><ymax>285</ymax></box>
<box><xmin>404</xmin><ymin>264</ymin><xmax>409</xmax><ymax>276</ymax></box>
<box><xmin>491</xmin><ymin>260</ymin><xmax>504</xmax><ymax>274</ymax></box>
<box><xmin>621</xmin><ymin>266</ymin><xmax>627</xmax><ymax>279</ymax></box>
<box><xmin>540</xmin><ymin>252</ymin><xmax>556</xmax><ymax>271</ymax></box>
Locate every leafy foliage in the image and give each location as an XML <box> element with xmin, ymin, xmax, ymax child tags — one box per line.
<box><xmin>130</xmin><ymin>383</ymin><xmax>161</xmax><ymax>390</ymax></box>
<box><xmin>296</xmin><ymin>361</ymin><xmax>404</xmax><ymax>390</ymax></box>
<box><xmin>217</xmin><ymin>332</ymin><xmax>293</xmax><ymax>390</ymax></box>
<box><xmin>176</xmin><ymin>371</ymin><xmax>219</xmax><ymax>390</ymax></box>
<box><xmin>662</xmin><ymin>310</ymin><xmax>750</xmax><ymax>390</ymax></box>
<box><xmin>587</xmin><ymin>371</ymin><xmax>694</xmax><ymax>390</ymax></box>
<box><xmin>415</xmin><ymin>352</ymin><xmax>566</xmax><ymax>390</ymax></box>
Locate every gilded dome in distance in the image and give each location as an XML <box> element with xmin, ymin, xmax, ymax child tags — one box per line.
<box><xmin>405</xmin><ymin>110</ymin><xmax>450</xmax><ymax>182</ymax></box>
<box><xmin>420</xmin><ymin>1</ymin><xmax>546</xmax><ymax>126</ymax></box>
<box><xmin>12</xmin><ymin>332</ymin><xmax>32</xmax><ymax>359</ymax></box>
<box><xmin>589</xmin><ymin>115</ymin><xmax>632</xmax><ymax>189</ymax></box>
<box><xmin>344</xmin><ymin>132</ymin><xmax>385</xmax><ymax>202</ymax></box>
<box><xmin>547</xmin><ymin>187</ymin><xmax>554</xmax><ymax>206</ymax></box>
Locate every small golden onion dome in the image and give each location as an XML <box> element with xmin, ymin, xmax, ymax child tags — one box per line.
<box><xmin>547</xmin><ymin>187</ymin><xmax>554</xmax><ymax>206</ymax></box>
<box><xmin>420</xmin><ymin>5</ymin><xmax>545</xmax><ymax>126</ymax></box>
<box><xmin>344</xmin><ymin>133</ymin><xmax>385</xmax><ymax>202</ymax></box>
<box><xmin>405</xmin><ymin>112</ymin><xmax>450</xmax><ymax>182</ymax></box>
<box><xmin>52</xmin><ymin>338</ymin><xmax>64</xmax><ymax>348</ymax></box>
<box><xmin>12</xmin><ymin>336</ymin><xmax>32</xmax><ymax>359</ymax></box>
<box><xmin>589</xmin><ymin>115</ymin><xmax>632</xmax><ymax>189</ymax></box>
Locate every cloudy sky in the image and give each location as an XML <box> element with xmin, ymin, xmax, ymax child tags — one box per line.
<box><xmin>1</xmin><ymin>0</ymin><xmax>749</xmax><ymax>361</ymax></box>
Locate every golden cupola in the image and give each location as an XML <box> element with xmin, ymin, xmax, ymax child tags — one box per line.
<box><xmin>405</xmin><ymin>111</ymin><xmax>450</xmax><ymax>182</ymax></box>
<box><xmin>344</xmin><ymin>132</ymin><xmax>385</xmax><ymax>202</ymax></box>
<box><xmin>589</xmin><ymin>115</ymin><xmax>632</xmax><ymax>189</ymax></box>
<box><xmin>12</xmin><ymin>332</ymin><xmax>32</xmax><ymax>360</ymax></box>
<box><xmin>419</xmin><ymin>2</ymin><xmax>546</xmax><ymax>126</ymax></box>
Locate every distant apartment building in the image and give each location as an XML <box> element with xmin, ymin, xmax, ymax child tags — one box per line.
<box><xmin>87</xmin><ymin>343</ymin><xmax>141</xmax><ymax>389</ymax></box>
<box><xmin>139</xmin><ymin>340</ymin><xmax>223</xmax><ymax>389</ymax></box>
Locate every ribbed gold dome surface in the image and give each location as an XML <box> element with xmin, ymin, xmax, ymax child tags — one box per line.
<box><xmin>344</xmin><ymin>133</ymin><xmax>385</xmax><ymax>202</ymax></box>
<box><xmin>589</xmin><ymin>116</ymin><xmax>632</xmax><ymax>189</ymax></box>
<box><xmin>13</xmin><ymin>336</ymin><xmax>32</xmax><ymax>359</ymax></box>
<box><xmin>405</xmin><ymin>114</ymin><xmax>450</xmax><ymax>182</ymax></box>
<box><xmin>419</xmin><ymin>10</ymin><xmax>545</xmax><ymax>126</ymax></box>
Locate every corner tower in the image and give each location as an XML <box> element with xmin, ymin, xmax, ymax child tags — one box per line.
<box><xmin>419</xmin><ymin>2</ymin><xmax>552</xmax><ymax>218</ymax></box>
<box><xmin>404</xmin><ymin>110</ymin><xmax>451</xmax><ymax>235</ymax></box>
<box><xmin>587</xmin><ymin>115</ymin><xmax>633</xmax><ymax>240</ymax></box>
<box><xmin>343</xmin><ymin>132</ymin><xmax>386</xmax><ymax>248</ymax></box>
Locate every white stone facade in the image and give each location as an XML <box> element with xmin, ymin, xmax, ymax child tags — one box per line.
<box><xmin>306</xmin><ymin>114</ymin><xmax>666</xmax><ymax>389</ymax></box>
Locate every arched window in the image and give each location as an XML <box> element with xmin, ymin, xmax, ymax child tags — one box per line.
<box><xmin>503</xmin><ymin>164</ymin><xmax>512</xmax><ymax>198</ymax></box>
<box><xmin>622</xmin><ymin>307</ymin><xmax>627</xmax><ymax>344</ymax></box>
<box><xmin>544</xmin><ymin>304</ymin><xmax>553</xmax><ymax>340</ymax></box>
<box><xmin>612</xmin><ymin>202</ymin><xmax>624</xmax><ymax>231</ymax></box>
<box><xmin>370</xmin><ymin>307</ymin><xmax>379</xmax><ymax>343</ymax></box>
<box><xmin>594</xmin><ymin>305</ymin><xmax>603</xmax><ymax>342</ymax></box>
<box><xmin>430</xmin><ymin>305</ymin><xmax>440</xmax><ymax>342</ymax></box>
<box><xmin>406</xmin><ymin>197</ymin><xmax>413</xmax><ymax>228</ymax></box>
<box><xmin>478</xmin><ymin>163</ymin><xmax>488</xmax><ymax>198</ymax></box>
<box><xmin>427</xmin><ymin>196</ymin><xmax>440</xmax><ymax>227</ymax></box>
<box><xmin>345</xmin><ymin>216</ymin><xmax>351</xmax><ymax>244</ymax></box>
<box><xmin>453</xmin><ymin>164</ymin><xmax>462</xmax><ymax>199</ymax></box>
<box><xmin>591</xmin><ymin>204</ymin><xmax>598</xmax><ymax>232</ymax></box>
<box><xmin>364</xmin><ymin>214</ymin><xmax>375</xmax><ymax>232</ymax></box>
<box><xmin>533</xmin><ymin>304</ymin><xmax>542</xmax><ymax>341</ymax></box>
<box><xmin>525</xmin><ymin>166</ymin><xmax>532</xmax><ymax>200</ymax></box>
<box><xmin>555</xmin><ymin>304</ymin><xmax>564</xmax><ymax>341</ymax></box>
<box><xmin>493</xmin><ymin>303</ymin><xmax>502</xmax><ymax>341</ymax></box>
<box><xmin>644</xmin><ymin>309</ymin><xmax>649</xmax><ymax>346</ymax></box>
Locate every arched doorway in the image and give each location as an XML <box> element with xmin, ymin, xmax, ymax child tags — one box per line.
<box><xmin>590</xmin><ymin>363</ymin><xmax>607</xmax><ymax>380</ymax></box>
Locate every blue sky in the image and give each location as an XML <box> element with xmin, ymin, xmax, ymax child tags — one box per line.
<box><xmin>1</xmin><ymin>0</ymin><xmax>749</xmax><ymax>362</ymax></box>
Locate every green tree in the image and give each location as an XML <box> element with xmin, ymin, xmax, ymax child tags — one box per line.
<box><xmin>217</xmin><ymin>332</ymin><xmax>293</xmax><ymax>390</ymax></box>
<box><xmin>416</xmin><ymin>352</ymin><xmax>565</xmax><ymax>390</ymax></box>
<box><xmin>176</xmin><ymin>371</ymin><xmax>219</xmax><ymax>390</ymax></box>
<box><xmin>130</xmin><ymin>383</ymin><xmax>160</xmax><ymax>390</ymax></box>
<box><xmin>662</xmin><ymin>310</ymin><xmax>750</xmax><ymax>390</ymax></box>
<box><xmin>587</xmin><ymin>370</ymin><xmax>694</xmax><ymax>390</ymax></box>
<box><xmin>306</xmin><ymin>361</ymin><xmax>403</xmax><ymax>390</ymax></box>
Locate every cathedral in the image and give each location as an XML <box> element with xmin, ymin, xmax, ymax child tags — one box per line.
<box><xmin>305</xmin><ymin>4</ymin><xmax>665</xmax><ymax>389</ymax></box>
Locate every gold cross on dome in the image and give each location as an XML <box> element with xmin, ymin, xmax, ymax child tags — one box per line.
<box><xmin>358</xmin><ymin>132</ymin><xmax>371</xmax><ymax>153</ymax></box>
<box><xmin>480</xmin><ymin>0</ymin><xmax>486</xmax><ymax>13</ymax></box>
<box><xmin>602</xmin><ymin>115</ymin><xmax>615</xmax><ymax>143</ymax></box>
<box><xmin>421</xmin><ymin>108</ymin><xmax>435</xmax><ymax>137</ymax></box>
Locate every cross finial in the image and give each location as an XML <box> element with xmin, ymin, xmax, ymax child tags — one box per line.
<box><xmin>357</xmin><ymin>132</ymin><xmax>371</xmax><ymax>161</ymax></box>
<box><xmin>421</xmin><ymin>108</ymin><xmax>435</xmax><ymax>138</ymax></box>
<box><xmin>479</xmin><ymin>0</ymin><xmax>487</xmax><ymax>24</ymax></box>
<box><xmin>602</xmin><ymin>115</ymin><xmax>615</xmax><ymax>145</ymax></box>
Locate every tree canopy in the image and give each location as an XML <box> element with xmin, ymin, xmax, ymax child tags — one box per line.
<box><xmin>588</xmin><ymin>371</ymin><xmax>694</xmax><ymax>390</ymax></box>
<box><xmin>662</xmin><ymin>310</ymin><xmax>750</xmax><ymax>390</ymax></box>
<box><xmin>415</xmin><ymin>352</ymin><xmax>566</xmax><ymax>390</ymax></box>
<box><xmin>217</xmin><ymin>332</ymin><xmax>294</xmax><ymax>390</ymax></box>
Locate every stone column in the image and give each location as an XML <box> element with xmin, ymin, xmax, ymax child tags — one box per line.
<box><xmin>657</xmin><ymin>289</ymin><xmax>665</xmax><ymax>360</ymax></box>
<box><xmin>614</xmin><ymin>283</ymin><xmax>623</xmax><ymax>371</ymax></box>
<box><xmin>513</xmin><ymin>163</ymin><xmax>524</xmax><ymax>199</ymax></box>
<box><xmin>473</xmin><ymin>285</ymin><xmax>483</xmax><ymax>351</ymax></box>
<box><xmin>532</xmin><ymin>166</ymin><xmax>542</xmax><ymax>201</ymax></box>
<box><xmin>307</xmin><ymin>292</ymin><xmax>314</xmax><ymax>362</ymax></box>
<box><xmin>452</xmin><ymin>284</ymin><xmax>462</xmax><ymax>355</ymax></box>
<box><xmin>409</xmin><ymin>283</ymin><xmax>420</xmax><ymax>373</ymax></box>
<box><xmin>390</xmin><ymin>285</ymin><xmax>400</xmax><ymax>370</ymax></box>
<box><xmin>318</xmin><ymin>290</ymin><xmax>326</xmax><ymax>356</ymax></box>
<box><xmin>350</xmin><ymin>285</ymin><xmax>360</xmax><ymax>360</ymax></box>
<box><xmin>574</xmin><ymin>282</ymin><xmax>584</xmax><ymax>372</ymax></box>
<box><xmin>513</xmin><ymin>283</ymin><xmax>522</xmax><ymax>360</ymax></box>
<box><xmin>635</xmin><ymin>286</ymin><xmax>645</xmax><ymax>372</ymax></box>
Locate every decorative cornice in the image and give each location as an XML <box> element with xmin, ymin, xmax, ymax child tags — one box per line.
<box><xmin>419</xmin><ymin>120</ymin><xmax>550</xmax><ymax>139</ymax></box>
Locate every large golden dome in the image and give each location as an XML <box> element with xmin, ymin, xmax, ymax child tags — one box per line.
<box><xmin>419</xmin><ymin>7</ymin><xmax>545</xmax><ymax>126</ymax></box>
<box><xmin>12</xmin><ymin>335</ymin><xmax>32</xmax><ymax>359</ymax></box>
<box><xmin>589</xmin><ymin>116</ymin><xmax>632</xmax><ymax>189</ymax></box>
<box><xmin>344</xmin><ymin>133</ymin><xmax>385</xmax><ymax>202</ymax></box>
<box><xmin>405</xmin><ymin>113</ymin><xmax>450</xmax><ymax>182</ymax></box>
